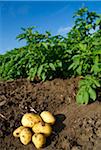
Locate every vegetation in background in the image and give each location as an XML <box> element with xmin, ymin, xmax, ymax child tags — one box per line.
<box><xmin>0</xmin><ymin>7</ymin><xmax>101</xmax><ymax>104</ymax></box>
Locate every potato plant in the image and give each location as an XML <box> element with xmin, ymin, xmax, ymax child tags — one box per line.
<box><xmin>76</xmin><ymin>76</ymin><xmax>100</xmax><ymax>104</ymax></box>
<box><xmin>0</xmin><ymin>7</ymin><xmax>101</xmax><ymax>104</ymax></box>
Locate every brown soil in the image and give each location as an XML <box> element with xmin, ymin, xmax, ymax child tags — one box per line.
<box><xmin>0</xmin><ymin>78</ymin><xmax>101</xmax><ymax>150</ymax></box>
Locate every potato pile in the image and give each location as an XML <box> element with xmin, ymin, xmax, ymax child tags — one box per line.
<box><xmin>13</xmin><ymin>111</ymin><xmax>55</xmax><ymax>149</ymax></box>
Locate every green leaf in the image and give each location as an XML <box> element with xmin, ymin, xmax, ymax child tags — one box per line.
<box><xmin>93</xmin><ymin>79</ymin><xmax>100</xmax><ymax>87</ymax></box>
<box><xmin>41</xmin><ymin>72</ymin><xmax>46</xmax><ymax>81</ymax></box>
<box><xmin>29</xmin><ymin>66</ymin><xmax>37</xmax><ymax>80</ymax></box>
<box><xmin>78</xmin><ymin>80</ymin><xmax>86</xmax><ymax>87</ymax></box>
<box><xmin>37</xmin><ymin>65</ymin><xmax>43</xmax><ymax>77</ymax></box>
<box><xmin>76</xmin><ymin>91</ymin><xmax>84</xmax><ymax>104</ymax></box>
<box><xmin>91</xmin><ymin>64</ymin><xmax>100</xmax><ymax>74</ymax></box>
<box><xmin>72</xmin><ymin>57</ymin><xmax>80</xmax><ymax>69</ymax></box>
<box><xmin>76</xmin><ymin>65</ymin><xmax>82</xmax><ymax>75</ymax></box>
<box><xmin>56</xmin><ymin>61</ymin><xmax>62</xmax><ymax>67</ymax></box>
<box><xmin>92</xmin><ymin>84</ymin><xmax>97</xmax><ymax>89</ymax></box>
<box><xmin>89</xmin><ymin>76</ymin><xmax>100</xmax><ymax>87</ymax></box>
<box><xmin>49</xmin><ymin>63</ymin><xmax>56</xmax><ymax>71</ymax></box>
<box><xmin>93</xmin><ymin>51</ymin><xmax>101</xmax><ymax>55</ymax></box>
<box><xmin>85</xmin><ymin>24</ymin><xmax>92</xmax><ymax>29</ymax></box>
<box><xmin>96</xmin><ymin>19</ymin><xmax>101</xmax><ymax>25</ymax></box>
<box><xmin>16</xmin><ymin>33</ymin><xmax>26</xmax><ymax>41</ymax></box>
<box><xmin>83</xmin><ymin>90</ymin><xmax>89</xmax><ymax>104</ymax></box>
<box><xmin>17</xmin><ymin>71</ymin><xmax>20</xmax><ymax>75</ymax></box>
<box><xmin>88</xmin><ymin>87</ymin><xmax>96</xmax><ymax>101</ymax></box>
<box><xmin>68</xmin><ymin>63</ymin><xmax>75</xmax><ymax>70</ymax></box>
<box><xmin>94</xmin><ymin>56</ymin><xmax>99</xmax><ymax>63</ymax></box>
<box><xmin>76</xmin><ymin>87</ymin><xmax>89</xmax><ymax>104</ymax></box>
<box><xmin>42</xmin><ymin>42</ymin><xmax>48</xmax><ymax>49</ymax></box>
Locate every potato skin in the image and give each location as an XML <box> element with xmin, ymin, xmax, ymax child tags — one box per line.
<box><xmin>40</xmin><ymin>111</ymin><xmax>55</xmax><ymax>125</ymax></box>
<box><xmin>20</xmin><ymin>128</ymin><xmax>32</xmax><ymax>145</ymax></box>
<box><xmin>32</xmin><ymin>133</ymin><xmax>46</xmax><ymax>149</ymax></box>
<box><xmin>13</xmin><ymin>126</ymin><xmax>25</xmax><ymax>137</ymax></box>
<box><xmin>21</xmin><ymin>113</ymin><xmax>42</xmax><ymax>128</ymax></box>
<box><xmin>32</xmin><ymin>122</ymin><xmax>52</xmax><ymax>137</ymax></box>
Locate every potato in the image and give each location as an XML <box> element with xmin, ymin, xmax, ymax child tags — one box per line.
<box><xmin>21</xmin><ymin>113</ymin><xmax>42</xmax><ymax>128</ymax></box>
<box><xmin>32</xmin><ymin>133</ymin><xmax>46</xmax><ymax>149</ymax></box>
<box><xmin>13</xmin><ymin>126</ymin><xmax>25</xmax><ymax>137</ymax></box>
<box><xmin>32</xmin><ymin>122</ymin><xmax>52</xmax><ymax>137</ymax></box>
<box><xmin>20</xmin><ymin>128</ymin><xmax>32</xmax><ymax>145</ymax></box>
<box><xmin>40</xmin><ymin>111</ymin><xmax>55</xmax><ymax>125</ymax></box>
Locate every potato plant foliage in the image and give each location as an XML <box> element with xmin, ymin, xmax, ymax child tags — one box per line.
<box><xmin>0</xmin><ymin>7</ymin><xmax>101</xmax><ymax>104</ymax></box>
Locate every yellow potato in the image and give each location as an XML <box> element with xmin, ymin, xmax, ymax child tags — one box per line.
<box><xmin>32</xmin><ymin>122</ymin><xmax>52</xmax><ymax>137</ymax></box>
<box><xmin>13</xmin><ymin>126</ymin><xmax>25</xmax><ymax>137</ymax></box>
<box><xmin>20</xmin><ymin>128</ymin><xmax>32</xmax><ymax>145</ymax></box>
<box><xmin>40</xmin><ymin>111</ymin><xmax>55</xmax><ymax>125</ymax></box>
<box><xmin>32</xmin><ymin>133</ymin><xmax>46</xmax><ymax>149</ymax></box>
<box><xmin>21</xmin><ymin>113</ymin><xmax>42</xmax><ymax>128</ymax></box>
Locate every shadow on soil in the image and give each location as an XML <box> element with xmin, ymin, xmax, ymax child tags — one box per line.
<box><xmin>46</xmin><ymin>114</ymin><xmax>66</xmax><ymax>147</ymax></box>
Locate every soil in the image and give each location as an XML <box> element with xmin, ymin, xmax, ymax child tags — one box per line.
<box><xmin>0</xmin><ymin>78</ymin><xmax>101</xmax><ymax>150</ymax></box>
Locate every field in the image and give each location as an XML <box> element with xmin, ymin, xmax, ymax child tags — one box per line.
<box><xmin>0</xmin><ymin>7</ymin><xmax>101</xmax><ymax>150</ymax></box>
<box><xmin>0</xmin><ymin>78</ymin><xmax>101</xmax><ymax>150</ymax></box>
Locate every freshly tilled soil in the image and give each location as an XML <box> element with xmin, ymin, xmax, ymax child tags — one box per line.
<box><xmin>0</xmin><ymin>78</ymin><xmax>101</xmax><ymax>150</ymax></box>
